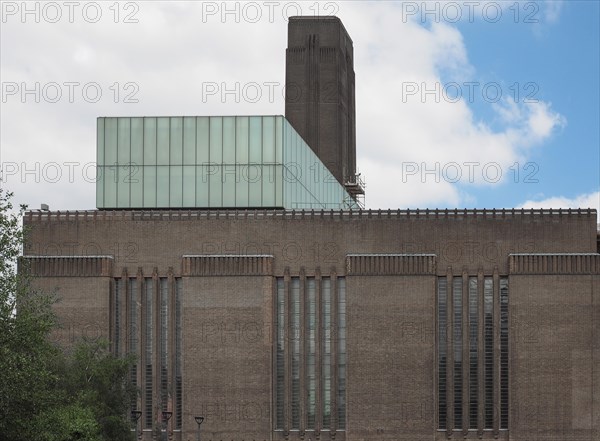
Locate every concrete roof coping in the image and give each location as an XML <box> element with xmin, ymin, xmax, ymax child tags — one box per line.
<box><xmin>346</xmin><ymin>253</ymin><xmax>436</xmax><ymax>257</ymax></box>
<box><xmin>23</xmin><ymin>208</ymin><xmax>598</xmax><ymax>222</ymax></box>
<box><xmin>182</xmin><ymin>254</ymin><xmax>274</xmax><ymax>258</ymax></box>
<box><xmin>22</xmin><ymin>255</ymin><xmax>114</xmax><ymax>259</ymax></box>
<box><xmin>509</xmin><ymin>253</ymin><xmax>600</xmax><ymax>256</ymax></box>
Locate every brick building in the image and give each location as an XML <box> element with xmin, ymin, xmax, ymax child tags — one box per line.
<box><xmin>23</xmin><ymin>16</ymin><xmax>599</xmax><ymax>441</ymax></box>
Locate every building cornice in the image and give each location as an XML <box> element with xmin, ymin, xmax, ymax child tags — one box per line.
<box><xmin>509</xmin><ymin>253</ymin><xmax>600</xmax><ymax>275</ymax></box>
<box><xmin>20</xmin><ymin>256</ymin><xmax>114</xmax><ymax>277</ymax></box>
<box><xmin>346</xmin><ymin>253</ymin><xmax>437</xmax><ymax>276</ymax></box>
<box><xmin>23</xmin><ymin>208</ymin><xmax>598</xmax><ymax>223</ymax></box>
<box><xmin>182</xmin><ymin>255</ymin><xmax>274</xmax><ymax>277</ymax></box>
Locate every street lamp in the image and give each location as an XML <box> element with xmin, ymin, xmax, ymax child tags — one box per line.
<box><xmin>161</xmin><ymin>411</ymin><xmax>172</xmax><ymax>441</ymax></box>
<box><xmin>131</xmin><ymin>410</ymin><xmax>142</xmax><ymax>440</ymax></box>
<box><xmin>194</xmin><ymin>416</ymin><xmax>204</xmax><ymax>441</ymax></box>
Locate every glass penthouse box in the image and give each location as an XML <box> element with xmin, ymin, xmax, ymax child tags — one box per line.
<box><xmin>96</xmin><ymin>115</ymin><xmax>358</xmax><ymax>210</ymax></box>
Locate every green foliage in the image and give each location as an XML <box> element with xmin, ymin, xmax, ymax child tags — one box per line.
<box><xmin>62</xmin><ymin>339</ymin><xmax>137</xmax><ymax>441</ymax></box>
<box><xmin>0</xmin><ymin>188</ymin><xmax>60</xmax><ymax>439</ymax></box>
<box><xmin>0</xmin><ymin>188</ymin><xmax>26</xmax><ymax>306</ymax></box>
<box><xmin>0</xmin><ymin>189</ymin><xmax>136</xmax><ymax>441</ymax></box>
<box><xmin>33</xmin><ymin>404</ymin><xmax>102</xmax><ymax>441</ymax></box>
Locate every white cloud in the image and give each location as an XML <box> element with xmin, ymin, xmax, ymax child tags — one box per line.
<box><xmin>526</xmin><ymin>101</ymin><xmax>567</xmax><ymax>142</ymax></box>
<box><xmin>342</xmin><ymin>3</ymin><xmax>567</xmax><ymax>208</ymax></box>
<box><xmin>544</xmin><ymin>1</ymin><xmax>564</xmax><ymax>24</ymax></box>
<box><xmin>518</xmin><ymin>191</ymin><xmax>600</xmax><ymax>212</ymax></box>
<box><xmin>531</xmin><ymin>0</ymin><xmax>564</xmax><ymax>38</ymax></box>
<box><xmin>493</xmin><ymin>99</ymin><xmax>567</xmax><ymax>146</ymax></box>
<box><xmin>359</xmin><ymin>157</ymin><xmax>461</xmax><ymax>209</ymax></box>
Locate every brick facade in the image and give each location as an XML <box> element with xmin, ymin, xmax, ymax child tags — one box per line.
<box><xmin>23</xmin><ymin>208</ymin><xmax>600</xmax><ymax>440</ymax></box>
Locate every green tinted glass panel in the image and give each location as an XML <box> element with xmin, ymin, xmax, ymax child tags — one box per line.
<box><xmin>209</xmin><ymin>166</ymin><xmax>222</xmax><ymax>207</ymax></box>
<box><xmin>223</xmin><ymin>116</ymin><xmax>235</xmax><ymax>164</ymax></box>
<box><xmin>195</xmin><ymin>165</ymin><xmax>209</xmax><ymax>207</ymax></box>
<box><xmin>275</xmin><ymin>164</ymin><xmax>283</xmax><ymax>207</ymax></box>
<box><xmin>104</xmin><ymin>118</ymin><xmax>118</xmax><ymax>166</ymax></box>
<box><xmin>182</xmin><ymin>166</ymin><xmax>195</xmax><ymax>207</ymax></box>
<box><xmin>117</xmin><ymin>164</ymin><xmax>130</xmax><ymax>208</ymax></box>
<box><xmin>249</xmin><ymin>117</ymin><xmax>262</xmax><ymax>163</ymax></box>
<box><xmin>263</xmin><ymin>165</ymin><xmax>275</xmax><ymax>206</ymax></box>
<box><xmin>156</xmin><ymin>166</ymin><xmax>169</xmax><ymax>206</ymax></box>
<box><xmin>117</xmin><ymin>118</ymin><xmax>130</xmax><ymax>165</ymax></box>
<box><xmin>96</xmin><ymin>119</ymin><xmax>105</xmax><ymax>207</ymax></box>
<box><xmin>170</xmin><ymin>165</ymin><xmax>183</xmax><ymax>207</ymax></box>
<box><xmin>248</xmin><ymin>164</ymin><xmax>261</xmax><ymax>206</ymax></box>
<box><xmin>275</xmin><ymin>116</ymin><xmax>283</xmax><ymax>164</ymax></box>
<box><xmin>96</xmin><ymin>167</ymin><xmax>104</xmax><ymax>208</ymax></box>
<box><xmin>144</xmin><ymin>118</ymin><xmax>157</xmax><ymax>166</ymax></box>
<box><xmin>236</xmin><ymin>164</ymin><xmax>249</xmax><ymax>207</ymax></box>
<box><xmin>170</xmin><ymin>117</ymin><xmax>183</xmax><ymax>165</ymax></box>
<box><xmin>196</xmin><ymin>117</ymin><xmax>209</xmax><ymax>165</ymax></box>
<box><xmin>236</xmin><ymin>116</ymin><xmax>249</xmax><ymax>164</ymax></box>
<box><xmin>157</xmin><ymin>118</ymin><xmax>170</xmax><ymax>165</ymax></box>
<box><xmin>131</xmin><ymin>118</ymin><xmax>144</xmax><ymax>166</ymax></box>
<box><xmin>143</xmin><ymin>166</ymin><xmax>156</xmax><ymax>207</ymax></box>
<box><xmin>223</xmin><ymin>165</ymin><xmax>236</xmax><ymax>207</ymax></box>
<box><xmin>262</xmin><ymin>116</ymin><xmax>275</xmax><ymax>163</ymax></box>
<box><xmin>131</xmin><ymin>164</ymin><xmax>143</xmax><ymax>208</ymax></box>
<box><xmin>104</xmin><ymin>165</ymin><xmax>117</xmax><ymax>208</ymax></box>
<box><xmin>209</xmin><ymin>117</ymin><xmax>222</xmax><ymax>164</ymax></box>
<box><xmin>97</xmin><ymin>118</ymin><xmax>105</xmax><ymax>166</ymax></box>
<box><xmin>183</xmin><ymin>117</ymin><xmax>196</xmax><ymax>165</ymax></box>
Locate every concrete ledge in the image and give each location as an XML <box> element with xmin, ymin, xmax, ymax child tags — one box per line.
<box><xmin>182</xmin><ymin>255</ymin><xmax>274</xmax><ymax>276</ymax></box>
<box><xmin>509</xmin><ymin>253</ymin><xmax>600</xmax><ymax>275</ymax></box>
<box><xmin>346</xmin><ymin>253</ymin><xmax>437</xmax><ymax>276</ymax></box>
<box><xmin>21</xmin><ymin>256</ymin><xmax>114</xmax><ymax>277</ymax></box>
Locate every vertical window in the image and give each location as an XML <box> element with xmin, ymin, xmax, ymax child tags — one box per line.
<box><xmin>484</xmin><ymin>277</ymin><xmax>494</xmax><ymax>429</ymax></box>
<box><xmin>175</xmin><ymin>279</ymin><xmax>183</xmax><ymax>430</ymax></box>
<box><xmin>306</xmin><ymin>278</ymin><xmax>317</xmax><ymax>429</ymax></box>
<box><xmin>275</xmin><ymin>279</ymin><xmax>285</xmax><ymax>430</ymax></box>
<box><xmin>291</xmin><ymin>278</ymin><xmax>301</xmax><ymax>429</ymax></box>
<box><xmin>115</xmin><ymin>279</ymin><xmax>122</xmax><ymax>356</ymax></box>
<box><xmin>500</xmin><ymin>278</ymin><xmax>509</xmax><ymax>430</ymax></box>
<box><xmin>437</xmin><ymin>278</ymin><xmax>447</xmax><ymax>430</ymax></box>
<box><xmin>468</xmin><ymin>277</ymin><xmax>478</xmax><ymax>429</ymax></box>
<box><xmin>453</xmin><ymin>278</ymin><xmax>463</xmax><ymax>430</ymax></box>
<box><xmin>322</xmin><ymin>278</ymin><xmax>332</xmax><ymax>429</ymax></box>
<box><xmin>117</xmin><ymin>275</ymin><xmax>181</xmax><ymax>431</ymax></box>
<box><xmin>337</xmin><ymin>278</ymin><xmax>346</xmax><ymax>429</ymax></box>
<box><xmin>160</xmin><ymin>278</ymin><xmax>169</xmax><ymax>414</ymax></box>
<box><xmin>144</xmin><ymin>278</ymin><xmax>153</xmax><ymax>429</ymax></box>
<box><xmin>274</xmin><ymin>276</ymin><xmax>346</xmax><ymax>432</ymax></box>
<box><xmin>437</xmin><ymin>275</ymin><xmax>508</xmax><ymax>432</ymax></box>
<box><xmin>129</xmin><ymin>278</ymin><xmax>138</xmax><ymax>414</ymax></box>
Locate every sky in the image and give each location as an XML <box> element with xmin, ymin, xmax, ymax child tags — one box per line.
<box><xmin>1</xmin><ymin>0</ymin><xmax>599</xmax><ymax>211</ymax></box>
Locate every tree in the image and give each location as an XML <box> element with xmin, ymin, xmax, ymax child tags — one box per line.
<box><xmin>32</xmin><ymin>339</ymin><xmax>136</xmax><ymax>441</ymax></box>
<box><xmin>33</xmin><ymin>404</ymin><xmax>102</xmax><ymax>441</ymax></box>
<box><xmin>0</xmin><ymin>188</ymin><xmax>60</xmax><ymax>439</ymax></box>
<box><xmin>60</xmin><ymin>339</ymin><xmax>137</xmax><ymax>441</ymax></box>
<box><xmin>0</xmin><ymin>189</ymin><xmax>136</xmax><ymax>441</ymax></box>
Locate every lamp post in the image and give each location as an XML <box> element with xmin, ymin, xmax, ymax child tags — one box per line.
<box><xmin>131</xmin><ymin>410</ymin><xmax>142</xmax><ymax>440</ymax></box>
<box><xmin>194</xmin><ymin>416</ymin><xmax>204</xmax><ymax>441</ymax></box>
<box><xmin>161</xmin><ymin>411</ymin><xmax>172</xmax><ymax>441</ymax></box>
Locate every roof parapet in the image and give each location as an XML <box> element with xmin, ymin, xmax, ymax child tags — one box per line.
<box><xmin>24</xmin><ymin>208</ymin><xmax>598</xmax><ymax>222</ymax></box>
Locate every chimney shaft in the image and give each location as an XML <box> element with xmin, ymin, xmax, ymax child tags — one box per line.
<box><xmin>285</xmin><ymin>16</ymin><xmax>356</xmax><ymax>186</ymax></box>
